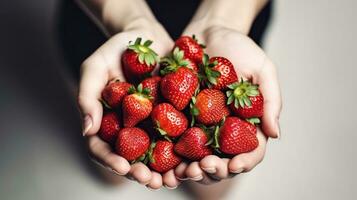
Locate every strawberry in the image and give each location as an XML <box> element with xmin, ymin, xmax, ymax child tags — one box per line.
<box><xmin>200</xmin><ymin>54</ymin><xmax>238</xmax><ymax>90</ymax></box>
<box><xmin>115</xmin><ymin>127</ymin><xmax>150</xmax><ymax>162</ymax></box>
<box><xmin>174</xmin><ymin>35</ymin><xmax>204</xmax><ymax>64</ymax></box>
<box><xmin>214</xmin><ymin>117</ymin><xmax>258</xmax><ymax>155</ymax></box>
<box><xmin>98</xmin><ymin>112</ymin><xmax>120</xmax><ymax>144</ymax></box>
<box><xmin>160</xmin><ymin>48</ymin><xmax>199</xmax><ymax>111</ymax></box>
<box><xmin>151</xmin><ymin>103</ymin><xmax>188</xmax><ymax>138</ymax></box>
<box><xmin>174</xmin><ymin>127</ymin><xmax>213</xmax><ymax>161</ymax></box>
<box><xmin>121</xmin><ymin>38</ymin><xmax>158</xmax><ymax>82</ymax></box>
<box><xmin>148</xmin><ymin>140</ymin><xmax>181</xmax><ymax>173</ymax></box>
<box><xmin>122</xmin><ymin>84</ymin><xmax>153</xmax><ymax>127</ymax></box>
<box><xmin>141</xmin><ymin>76</ymin><xmax>161</xmax><ymax>105</ymax></box>
<box><xmin>226</xmin><ymin>79</ymin><xmax>264</xmax><ymax>122</ymax></box>
<box><xmin>191</xmin><ymin>89</ymin><xmax>230</xmax><ymax>126</ymax></box>
<box><xmin>101</xmin><ymin>80</ymin><xmax>132</xmax><ymax>108</ymax></box>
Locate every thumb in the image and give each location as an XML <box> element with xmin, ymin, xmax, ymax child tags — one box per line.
<box><xmin>78</xmin><ymin>57</ymin><xmax>107</xmax><ymax>136</ymax></box>
<box><xmin>256</xmin><ymin>57</ymin><xmax>282</xmax><ymax>138</ymax></box>
<box><xmin>78</xmin><ymin>96</ymin><xmax>103</xmax><ymax>136</ymax></box>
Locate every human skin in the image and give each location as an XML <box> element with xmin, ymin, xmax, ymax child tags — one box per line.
<box><xmin>76</xmin><ymin>0</ymin><xmax>282</xmax><ymax>191</ymax></box>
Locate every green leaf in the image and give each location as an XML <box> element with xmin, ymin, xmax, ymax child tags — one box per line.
<box><xmin>234</xmin><ymin>98</ymin><xmax>239</xmax><ymax>108</ymax></box>
<box><xmin>228</xmin><ymin>82</ymin><xmax>239</xmax><ymax>89</ymax></box>
<box><xmin>128</xmin><ymin>86</ymin><xmax>136</xmax><ymax>94</ymax></box>
<box><xmin>208</xmin><ymin>76</ymin><xmax>217</xmax><ymax>85</ymax></box>
<box><xmin>226</xmin><ymin>90</ymin><xmax>233</xmax><ymax>97</ymax></box>
<box><xmin>143</xmin><ymin>88</ymin><xmax>151</xmax><ymax>95</ymax></box>
<box><xmin>134</xmin><ymin>37</ymin><xmax>142</xmax><ymax>45</ymax></box>
<box><xmin>157</xmin><ymin>128</ymin><xmax>167</xmax><ymax>136</ymax></box>
<box><xmin>191</xmin><ymin>96</ymin><xmax>197</xmax><ymax>104</ymax></box>
<box><xmin>191</xmin><ymin>107</ymin><xmax>199</xmax><ymax>116</ymax></box>
<box><xmin>239</xmin><ymin>98</ymin><xmax>245</xmax><ymax>108</ymax></box>
<box><xmin>143</xmin><ymin>40</ymin><xmax>153</xmax><ymax>47</ymax></box>
<box><xmin>138</xmin><ymin>53</ymin><xmax>145</xmax><ymax>64</ymax></box>
<box><xmin>227</xmin><ymin>94</ymin><xmax>234</xmax><ymax>105</ymax></box>
<box><xmin>202</xmin><ymin>54</ymin><xmax>209</xmax><ymax>65</ymax></box>
<box><xmin>246</xmin><ymin>118</ymin><xmax>261</xmax><ymax>125</ymax></box>
<box><xmin>210</xmin><ymin>70</ymin><xmax>221</xmax><ymax>78</ymax></box>
<box><xmin>137</xmin><ymin>84</ymin><xmax>143</xmax><ymax>93</ymax></box>
<box><xmin>247</xmin><ymin>89</ymin><xmax>259</xmax><ymax>97</ymax></box>
<box><xmin>190</xmin><ymin>116</ymin><xmax>195</xmax><ymax>127</ymax></box>
<box><xmin>243</xmin><ymin>96</ymin><xmax>252</xmax><ymax>107</ymax></box>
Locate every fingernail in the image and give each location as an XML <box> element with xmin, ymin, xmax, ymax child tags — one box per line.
<box><xmin>146</xmin><ymin>186</ymin><xmax>160</xmax><ymax>191</ymax></box>
<box><xmin>176</xmin><ymin>176</ymin><xmax>188</xmax><ymax>181</ymax></box>
<box><xmin>231</xmin><ymin>168</ymin><xmax>244</xmax><ymax>174</ymax></box>
<box><xmin>112</xmin><ymin>169</ymin><xmax>125</xmax><ymax>176</ymax></box>
<box><xmin>82</xmin><ymin>115</ymin><xmax>92</xmax><ymax>136</ymax></box>
<box><xmin>190</xmin><ymin>175</ymin><xmax>203</xmax><ymax>181</ymax></box>
<box><xmin>202</xmin><ymin>167</ymin><xmax>216</xmax><ymax>173</ymax></box>
<box><xmin>164</xmin><ymin>184</ymin><xmax>177</xmax><ymax>190</ymax></box>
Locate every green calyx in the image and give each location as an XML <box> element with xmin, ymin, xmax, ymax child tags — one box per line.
<box><xmin>189</xmin><ymin>88</ymin><xmax>201</xmax><ymax>127</ymax></box>
<box><xmin>128</xmin><ymin>37</ymin><xmax>158</xmax><ymax>66</ymax></box>
<box><xmin>226</xmin><ymin>78</ymin><xmax>260</xmax><ymax>109</ymax></box>
<box><xmin>160</xmin><ymin>47</ymin><xmax>190</xmax><ymax>75</ymax></box>
<box><xmin>142</xmin><ymin>142</ymin><xmax>156</xmax><ymax>164</ymax></box>
<box><xmin>128</xmin><ymin>83</ymin><xmax>153</xmax><ymax>100</ymax></box>
<box><xmin>199</xmin><ymin>54</ymin><xmax>220</xmax><ymax>87</ymax></box>
<box><xmin>246</xmin><ymin>117</ymin><xmax>261</xmax><ymax>125</ymax></box>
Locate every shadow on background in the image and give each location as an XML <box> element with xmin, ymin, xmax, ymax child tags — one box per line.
<box><xmin>55</xmin><ymin>0</ymin><xmax>272</xmax><ymax>189</ymax></box>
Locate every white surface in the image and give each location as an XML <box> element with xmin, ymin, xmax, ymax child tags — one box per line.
<box><xmin>1</xmin><ymin>0</ymin><xmax>356</xmax><ymax>199</ymax></box>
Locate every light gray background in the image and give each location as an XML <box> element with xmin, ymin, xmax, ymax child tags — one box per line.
<box><xmin>1</xmin><ymin>0</ymin><xmax>356</xmax><ymax>200</ymax></box>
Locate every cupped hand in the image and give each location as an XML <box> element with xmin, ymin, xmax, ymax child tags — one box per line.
<box><xmin>78</xmin><ymin>20</ymin><xmax>180</xmax><ymax>189</ymax></box>
<box><xmin>174</xmin><ymin>26</ymin><xmax>282</xmax><ymax>184</ymax></box>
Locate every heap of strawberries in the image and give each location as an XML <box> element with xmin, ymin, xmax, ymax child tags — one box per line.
<box><xmin>98</xmin><ymin>36</ymin><xmax>264</xmax><ymax>173</ymax></box>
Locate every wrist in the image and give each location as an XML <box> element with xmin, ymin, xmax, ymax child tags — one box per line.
<box><xmin>186</xmin><ymin>0</ymin><xmax>263</xmax><ymax>36</ymax></box>
<box><xmin>101</xmin><ymin>0</ymin><xmax>158</xmax><ymax>35</ymax></box>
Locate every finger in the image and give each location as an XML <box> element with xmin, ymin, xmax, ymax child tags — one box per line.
<box><xmin>88</xmin><ymin>136</ymin><xmax>131</xmax><ymax>175</ymax></box>
<box><xmin>174</xmin><ymin>162</ymin><xmax>189</xmax><ymax>181</ymax></box>
<box><xmin>228</xmin><ymin>129</ymin><xmax>267</xmax><ymax>173</ymax></box>
<box><xmin>78</xmin><ymin>56</ymin><xmax>108</xmax><ymax>136</ymax></box>
<box><xmin>185</xmin><ymin>162</ymin><xmax>219</xmax><ymax>184</ymax></box>
<box><xmin>163</xmin><ymin>169</ymin><xmax>181</xmax><ymax>189</ymax></box>
<box><xmin>255</xmin><ymin>57</ymin><xmax>282</xmax><ymax>138</ymax></box>
<box><xmin>199</xmin><ymin>155</ymin><xmax>230</xmax><ymax>179</ymax></box>
<box><xmin>129</xmin><ymin>163</ymin><xmax>152</xmax><ymax>185</ymax></box>
<box><xmin>146</xmin><ymin>172</ymin><xmax>162</xmax><ymax>190</ymax></box>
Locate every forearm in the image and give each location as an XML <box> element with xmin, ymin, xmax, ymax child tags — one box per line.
<box><xmin>76</xmin><ymin>0</ymin><xmax>157</xmax><ymax>35</ymax></box>
<box><xmin>190</xmin><ymin>0</ymin><xmax>268</xmax><ymax>35</ymax></box>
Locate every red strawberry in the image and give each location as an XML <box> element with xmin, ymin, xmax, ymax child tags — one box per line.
<box><xmin>102</xmin><ymin>80</ymin><xmax>132</xmax><ymax>108</ymax></box>
<box><xmin>148</xmin><ymin>140</ymin><xmax>181</xmax><ymax>173</ymax></box>
<box><xmin>160</xmin><ymin>48</ymin><xmax>199</xmax><ymax>111</ymax></box>
<box><xmin>141</xmin><ymin>76</ymin><xmax>161</xmax><ymax>105</ymax></box>
<box><xmin>121</xmin><ymin>38</ymin><xmax>158</xmax><ymax>82</ymax></box>
<box><xmin>191</xmin><ymin>89</ymin><xmax>230</xmax><ymax>126</ymax></box>
<box><xmin>174</xmin><ymin>127</ymin><xmax>213</xmax><ymax>161</ymax></box>
<box><xmin>98</xmin><ymin>112</ymin><xmax>120</xmax><ymax>144</ymax></box>
<box><xmin>115</xmin><ymin>127</ymin><xmax>150</xmax><ymax>162</ymax></box>
<box><xmin>174</xmin><ymin>35</ymin><xmax>204</xmax><ymax>64</ymax></box>
<box><xmin>215</xmin><ymin>117</ymin><xmax>258</xmax><ymax>155</ymax></box>
<box><xmin>122</xmin><ymin>84</ymin><xmax>153</xmax><ymax>127</ymax></box>
<box><xmin>200</xmin><ymin>55</ymin><xmax>238</xmax><ymax>90</ymax></box>
<box><xmin>151</xmin><ymin>103</ymin><xmax>188</xmax><ymax>138</ymax></box>
<box><xmin>226</xmin><ymin>79</ymin><xmax>264</xmax><ymax>122</ymax></box>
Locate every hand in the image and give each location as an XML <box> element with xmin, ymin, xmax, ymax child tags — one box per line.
<box><xmin>78</xmin><ymin>19</ymin><xmax>180</xmax><ymax>189</ymax></box>
<box><xmin>174</xmin><ymin>25</ymin><xmax>282</xmax><ymax>184</ymax></box>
